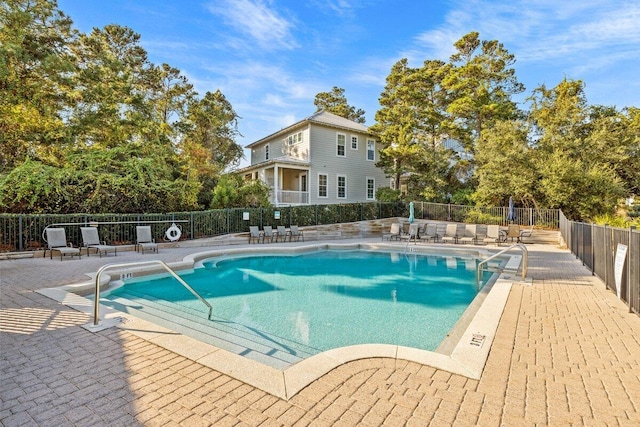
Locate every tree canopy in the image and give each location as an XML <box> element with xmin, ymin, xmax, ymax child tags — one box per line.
<box><xmin>313</xmin><ymin>86</ymin><xmax>366</xmax><ymax>123</ymax></box>
<box><xmin>0</xmin><ymin>0</ymin><xmax>247</xmax><ymax>213</ymax></box>
<box><xmin>371</xmin><ymin>32</ymin><xmax>638</xmax><ymax>220</ymax></box>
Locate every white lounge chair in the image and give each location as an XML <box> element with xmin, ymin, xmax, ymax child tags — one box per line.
<box><xmin>45</xmin><ymin>228</ymin><xmax>81</xmax><ymax>260</ymax></box>
<box><xmin>249</xmin><ymin>226</ymin><xmax>264</xmax><ymax>243</ymax></box>
<box><xmin>459</xmin><ymin>224</ymin><xmax>478</xmax><ymax>244</ymax></box>
<box><xmin>136</xmin><ymin>226</ymin><xmax>158</xmax><ymax>254</ymax></box>
<box><xmin>277</xmin><ymin>225</ymin><xmax>290</xmax><ymax>242</ymax></box>
<box><xmin>289</xmin><ymin>225</ymin><xmax>304</xmax><ymax>242</ymax></box>
<box><xmin>519</xmin><ymin>225</ymin><xmax>534</xmax><ymax>243</ymax></box>
<box><xmin>400</xmin><ymin>223</ymin><xmax>420</xmax><ymax>244</ymax></box>
<box><xmin>483</xmin><ymin>225</ymin><xmax>504</xmax><ymax>246</ymax></box>
<box><xmin>81</xmin><ymin>227</ymin><xmax>116</xmax><ymax>257</ymax></box>
<box><xmin>382</xmin><ymin>223</ymin><xmax>401</xmax><ymax>241</ymax></box>
<box><xmin>441</xmin><ymin>224</ymin><xmax>459</xmax><ymax>244</ymax></box>
<box><xmin>419</xmin><ymin>223</ymin><xmax>439</xmax><ymax>243</ymax></box>
<box><xmin>263</xmin><ymin>227</ymin><xmax>277</xmax><ymax>243</ymax></box>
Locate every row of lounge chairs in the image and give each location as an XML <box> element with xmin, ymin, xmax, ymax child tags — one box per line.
<box><xmin>45</xmin><ymin>226</ymin><xmax>158</xmax><ymax>260</ymax></box>
<box><xmin>248</xmin><ymin>225</ymin><xmax>304</xmax><ymax>243</ymax></box>
<box><xmin>383</xmin><ymin>222</ymin><xmax>533</xmax><ymax>246</ymax></box>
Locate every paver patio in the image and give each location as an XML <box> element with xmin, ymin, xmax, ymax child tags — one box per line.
<box><xmin>1</xmin><ymin>239</ymin><xmax>639</xmax><ymax>426</ymax></box>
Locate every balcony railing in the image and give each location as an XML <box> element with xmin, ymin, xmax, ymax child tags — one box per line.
<box><xmin>273</xmin><ymin>190</ymin><xmax>309</xmax><ymax>205</ymax></box>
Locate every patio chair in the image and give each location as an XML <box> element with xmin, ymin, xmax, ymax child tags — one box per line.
<box><xmin>441</xmin><ymin>223</ymin><xmax>459</xmax><ymax>244</ymax></box>
<box><xmin>382</xmin><ymin>222</ymin><xmax>401</xmax><ymax>241</ymax></box>
<box><xmin>136</xmin><ymin>226</ymin><xmax>158</xmax><ymax>254</ymax></box>
<box><xmin>519</xmin><ymin>225</ymin><xmax>534</xmax><ymax>243</ymax></box>
<box><xmin>459</xmin><ymin>224</ymin><xmax>478</xmax><ymax>244</ymax></box>
<box><xmin>45</xmin><ymin>228</ymin><xmax>81</xmax><ymax>261</ymax></box>
<box><xmin>248</xmin><ymin>226</ymin><xmax>264</xmax><ymax>244</ymax></box>
<box><xmin>419</xmin><ymin>223</ymin><xmax>439</xmax><ymax>243</ymax></box>
<box><xmin>277</xmin><ymin>225</ymin><xmax>290</xmax><ymax>242</ymax></box>
<box><xmin>506</xmin><ymin>224</ymin><xmax>521</xmax><ymax>243</ymax></box>
<box><xmin>483</xmin><ymin>225</ymin><xmax>504</xmax><ymax>246</ymax></box>
<box><xmin>400</xmin><ymin>223</ymin><xmax>420</xmax><ymax>244</ymax></box>
<box><xmin>263</xmin><ymin>226</ymin><xmax>277</xmax><ymax>243</ymax></box>
<box><xmin>80</xmin><ymin>227</ymin><xmax>117</xmax><ymax>257</ymax></box>
<box><xmin>289</xmin><ymin>225</ymin><xmax>304</xmax><ymax>242</ymax></box>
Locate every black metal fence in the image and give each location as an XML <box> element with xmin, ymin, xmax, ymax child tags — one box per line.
<box><xmin>0</xmin><ymin>202</ymin><xmax>560</xmax><ymax>252</ymax></box>
<box><xmin>560</xmin><ymin>211</ymin><xmax>640</xmax><ymax>315</ymax></box>
<box><xmin>0</xmin><ymin>203</ymin><xmax>401</xmax><ymax>252</ymax></box>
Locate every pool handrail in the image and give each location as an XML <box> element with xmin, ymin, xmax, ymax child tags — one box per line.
<box><xmin>92</xmin><ymin>260</ymin><xmax>212</xmax><ymax>326</ymax></box>
<box><xmin>476</xmin><ymin>243</ymin><xmax>528</xmax><ymax>286</ymax></box>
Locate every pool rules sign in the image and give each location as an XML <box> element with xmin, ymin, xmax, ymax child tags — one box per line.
<box><xmin>614</xmin><ymin>243</ymin><xmax>628</xmax><ymax>300</ymax></box>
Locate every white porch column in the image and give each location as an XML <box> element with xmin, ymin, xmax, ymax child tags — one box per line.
<box><xmin>273</xmin><ymin>164</ymin><xmax>279</xmax><ymax>206</ymax></box>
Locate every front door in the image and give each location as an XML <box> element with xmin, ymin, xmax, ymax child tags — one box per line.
<box><xmin>300</xmin><ymin>174</ymin><xmax>307</xmax><ymax>192</ymax></box>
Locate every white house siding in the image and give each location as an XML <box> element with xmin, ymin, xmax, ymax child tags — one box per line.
<box><xmin>308</xmin><ymin>124</ymin><xmax>387</xmax><ymax>205</ymax></box>
<box><xmin>250</xmin><ymin>127</ymin><xmax>310</xmax><ymax>165</ymax></box>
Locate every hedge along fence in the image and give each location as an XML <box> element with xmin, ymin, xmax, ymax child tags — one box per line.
<box><xmin>0</xmin><ymin>201</ymin><xmax>559</xmax><ymax>252</ymax></box>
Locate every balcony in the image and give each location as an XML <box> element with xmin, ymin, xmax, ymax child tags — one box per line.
<box><xmin>272</xmin><ymin>190</ymin><xmax>309</xmax><ymax>205</ymax></box>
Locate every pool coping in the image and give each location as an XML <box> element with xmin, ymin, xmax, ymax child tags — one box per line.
<box><xmin>37</xmin><ymin>242</ymin><xmax>521</xmax><ymax>400</ymax></box>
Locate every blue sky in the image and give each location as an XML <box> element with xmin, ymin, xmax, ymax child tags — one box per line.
<box><xmin>57</xmin><ymin>0</ymin><xmax>639</xmax><ymax>167</ymax></box>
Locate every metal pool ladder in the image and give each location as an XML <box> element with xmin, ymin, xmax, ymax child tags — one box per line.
<box><xmin>92</xmin><ymin>260</ymin><xmax>212</xmax><ymax>327</ymax></box>
<box><xmin>476</xmin><ymin>243</ymin><xmax>528</xmax><ymax>287</ymax></box>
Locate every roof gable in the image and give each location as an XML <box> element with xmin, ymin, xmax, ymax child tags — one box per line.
<box><xmin>246</xmin><ymin>110</ymin><xmax>369</xmax><ymax>148</ymax></box>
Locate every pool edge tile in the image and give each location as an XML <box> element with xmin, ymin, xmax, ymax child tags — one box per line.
<box><xmin>283</xmin><ymin>344</ymin><xmax>397</xmax><ymax>399</ymax></box>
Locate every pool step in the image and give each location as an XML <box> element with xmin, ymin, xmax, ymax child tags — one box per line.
<box><xmin>102</xmin><ymin>291</ymin><xmax>320</xmax><ymax>369</ymax></box>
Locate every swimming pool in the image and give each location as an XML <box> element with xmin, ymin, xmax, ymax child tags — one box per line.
<box><xmin>101</xmin><ymin>248</ymin><xmax>496</xmax><ymax>369</ymax></box>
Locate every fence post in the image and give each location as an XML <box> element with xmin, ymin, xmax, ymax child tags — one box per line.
<box><xmin>190</xmin><ymin>212</ymin><xmax>194</xmax><ymax>240</ymax></box>
<box><xmin>18</xmin><ymin>215</ymin><xmax>23</xmax><ymax>252</ymax></box>
<box><xmin>581</xmin><ymin>222</ymin><xmax>585</xmax><ymax>265</ymax></box>
<box><xmin>591</xmin><ymin>223</ymin><xmax>595</xmax><ymax>276</ymax></box>
<box><xmin>629</xmin><ymin>226</ymin><xmax>635</xmax><ymax>313</ymax></box>
<box><xmin>604</xmin><ymin>224</ymin><xmax>609</xmax><ymax>290</ymax></box>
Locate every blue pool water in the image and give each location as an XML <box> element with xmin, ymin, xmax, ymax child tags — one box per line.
<box><xmin>102</xmin><ymin>250</ymin><xmax>492</xmax><ymax>367</ymax></box>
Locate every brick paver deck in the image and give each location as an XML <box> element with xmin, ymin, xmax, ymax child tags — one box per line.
<box><xmin>1</xmin><ymin>241</ymin><xmax>639</xmax><ymax>426</ymax></box>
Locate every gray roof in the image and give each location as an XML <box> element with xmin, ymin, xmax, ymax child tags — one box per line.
<box><xmin>245</xmin><ymin>110</ymin><xmax>369</xmax><ymax>148</ymax></box>
<box><xmin>235</xmin><ymin>155</ymin><xmax>311</xmax><ymax>174</ymax></box>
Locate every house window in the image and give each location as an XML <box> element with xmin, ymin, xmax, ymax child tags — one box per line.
<box><xmin>337</xmin><ymin>133</ymin><xmax>346</xmax><ymax>157</ymax></box>
<box><xmin>366</xmin><ymin>177</ymin><xmax>375</xmax><ymax>200</ymax></box>
<box><xmin>318</xmin><ymin>174</ymin><xmax>328</xmax><ymax>198</ymax></box>
<box><xmin>265</xmin><ymin>144</ymin><xmax>270</xmax><ymax>160</ymax></box>
<box><xmin>350</xmin><ymin>135</ymin><xmax>358</xmax><ymax>150</ymax></box>
<box><xmin>337</xmin><ymin>175</ymin><xmax>346</xmax><ymax>199</ymax></box>
<box><xmin>366</xmin><ymin>140</ymin><xmax>375</xmax><ymax>161</ymax></box>
<box><xmin>285</xmin><ymin>132</ymin><xmax>303</xmax><ymax>146</ymax></box>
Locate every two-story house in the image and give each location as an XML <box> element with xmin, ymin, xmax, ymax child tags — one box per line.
<box><xmin>238</xmin><ymin>111</ymin><xmax>390</xmax><ymax>206</ymax></box>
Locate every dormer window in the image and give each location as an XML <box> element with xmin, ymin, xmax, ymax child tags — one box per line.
<box><xmin>284</xmin><ymin>132</ymin><xmax>303</xmax><ymax>146</ymax></box>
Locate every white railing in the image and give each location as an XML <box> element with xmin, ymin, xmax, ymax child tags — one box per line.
<box><xmin>92</xmin><ymin>260</ymin><xmax>212</xmax><ymax>326</ymax></box>
<box><xmin>476</xmin><ymin>243</ymin><xmax>528</xmax><ymax>286</ymax></box>
<box><xmin>275</xmin><ymin>190</ymin><xmax>309</xmax><ymax>205</ymax></box>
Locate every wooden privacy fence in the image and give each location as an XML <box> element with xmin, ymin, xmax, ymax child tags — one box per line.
<box><xmin>0</xmin><ymin>202</ymin><xmax>559</xmax><ymax>252</ymax></box>
<box><xmin>560</xmin><ymin>212</ymin><xmax>639</xmax><ymax>315</ymax></box>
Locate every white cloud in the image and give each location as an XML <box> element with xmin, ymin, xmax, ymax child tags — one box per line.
<box><xmin>206</xmin><ymin>0</ymin><xmax>298</xmax><ymax>50</ymax></box>
<box><xmin>406</xmin><ymin>1</ymin><xmax>640</xmax><ymax>72</ymax></box>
